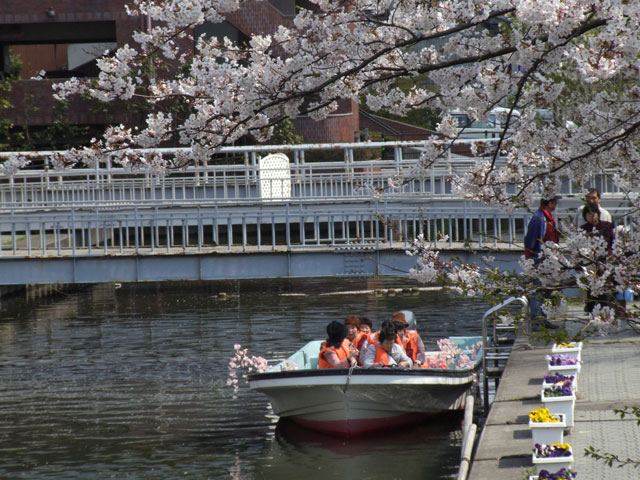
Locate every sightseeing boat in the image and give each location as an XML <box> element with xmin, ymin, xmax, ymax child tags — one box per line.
<box><xmin>248</xmin><ymin>336</ymin><xmax>482</xmax><ymax>436</ymax></box>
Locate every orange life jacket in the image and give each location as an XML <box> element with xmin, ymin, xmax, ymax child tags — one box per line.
<box><xmin>353</xmin><ymin>332</ymin><xmax>367</xmax><ymax>352</ymax></box>
<box><xmin>318</xmin><ymin>343</ymin><xmax>350</xmax><ymax>369</ymax></box>
<box><xmin>373</xmin><ymin>343</ymin><xmax>391</xmax><ymax>366</ymax></box>
<box><xmin>397</xmin><ymin>330</ymin><xmax>420</xmax><ymax>362</ymax></box>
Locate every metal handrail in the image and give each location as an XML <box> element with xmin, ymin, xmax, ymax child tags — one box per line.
<box><xmin>481</xmin><ymin>296</ymin><xmax>529</xmax><ymax>412</ymax></box>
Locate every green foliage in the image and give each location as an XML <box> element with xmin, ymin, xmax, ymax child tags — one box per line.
<box><xmin>268</xmin><ymin>117</ymin><xmax>303</xmax><ymax>145</ymax></box>
<box><xmin>0</xmin><ymin>47</ymin><xmax>24</xmax><ymax>150</ymax></box>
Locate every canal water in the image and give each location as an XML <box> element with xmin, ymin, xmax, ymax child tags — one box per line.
<box><xmin>0</xmin><ymin>277</ymin><xmax>489</xmax><ymax>479</ymax></box>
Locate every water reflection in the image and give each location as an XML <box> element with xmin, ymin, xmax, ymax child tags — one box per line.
<box><xmin>254</xmin><ymin>416</ymin><xmax>464</xmax><ymax>480</ymax></box>
<box><xmin>0</xmin><ymin>278</ymin><xmax>488</xmax><ymax>479</ymax></box>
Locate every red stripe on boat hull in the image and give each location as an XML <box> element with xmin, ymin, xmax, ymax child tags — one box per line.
<box><xmin>292</xmin><ymin>412</ymin><xmax>439</xmax><ymax>437</ymax></box>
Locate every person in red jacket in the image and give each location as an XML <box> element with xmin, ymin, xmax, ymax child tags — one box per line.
<box><xmin>318</xmin><ymin>321</ymin><xmax>357</xmax><ymax>369</ymax></box>
<box><xmin>524</xmin><ymin>196</ymin><xmax>561</xmax><ymax>329</ymax></box>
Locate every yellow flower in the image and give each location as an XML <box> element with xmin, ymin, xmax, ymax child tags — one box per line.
<box><xmin>556</xmin><ymin>343</ymin><xmax>576</xmax><ymax>348</ymax></box>
<box><xmin>529</xmin><ymin>407</ymin><xmax>561</xmax><ymax>423</ymax></box>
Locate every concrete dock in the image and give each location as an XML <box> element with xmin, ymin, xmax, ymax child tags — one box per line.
<box><xmin>469</xmin><ymin>309</ymin><xmax>640</xmax><ymax>479</ymax></box>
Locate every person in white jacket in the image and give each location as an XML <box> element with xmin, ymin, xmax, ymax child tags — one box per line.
<box><xmin>363</xmin><ymin>323</ymin><xmax>412</xmax><ymax>368</ymax></box>
<box><xmin>575</xmin><ymin>189</ymin><xmax>611</xmax><ymax>225</ymax></box>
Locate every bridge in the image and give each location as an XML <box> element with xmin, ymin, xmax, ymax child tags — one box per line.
<box><xmin>0</xmin><ymin>141</ymin><xmax>631</xmax><ymax>285</ymax></box>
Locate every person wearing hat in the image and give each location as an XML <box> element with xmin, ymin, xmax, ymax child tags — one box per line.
<box><xmin>392</xmin><ymin>311</ymin><xmax>426</xmax><ymax>365</ymax></box>
<box><xmin>524</xmin><ymin>195</ymin><xmax>561</xmax><ymax>328</ymax></box>
<box><xmin>524</xmin><ymin>195</ymin><xmax>560</xmax><ymax>261</ymax></box>
<box><xmin>318</xmin><ymin>321</ymin><xmax>358</xmax><ymax>369</ymax></box>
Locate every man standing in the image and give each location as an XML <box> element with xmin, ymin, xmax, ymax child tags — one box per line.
<box><xmin>574</xmin><ymin>189</ymin><xmax>611</xmax><ymax>226</ymax></box>
<box><xmin>524</xmin><ymin>196</ymin><xmax>560</xmax><ymax>327</ymax></box>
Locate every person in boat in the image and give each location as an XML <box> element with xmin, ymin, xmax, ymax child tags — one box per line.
<box><xmin>392</xmin><ymin>311</ymin><xmax>426</xmax><ymax>366</ymax></box>
<box><xmin>357</xmin><ymin>318</ymin><xmax>390</xmax><ymax>365</ymax></box>
<box><xmin>353</xmin><ymin>317</ymin><xmax>372</xmax><ymax>362</ymax></box>
<box><xmin>344</xmin><ymin>314</ymin><xmax>362</xmax><ymax>346</ymax></box>
<box><xmin>318</xmin><ymin>321</ymin><xmax>358</xmax><ymax>369</ymax></box>
<box><xmin>362</xmin><ymin>324</ymin><xmax>413</xmax><ymax>368</ymax></box>
<box><xmin>358</xmin><ymin>317</ymin><xmax>372</xmax><ymax>336</ymax></box>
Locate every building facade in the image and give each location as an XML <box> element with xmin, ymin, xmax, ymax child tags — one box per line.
<box><xmin>0</xmin><ymin>1</ymin><xmax>360</xmax><ymax>148</ymax></box>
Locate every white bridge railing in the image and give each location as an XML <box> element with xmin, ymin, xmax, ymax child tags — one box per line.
<box><xmin>0</xmin><ymin>141</ymin><xmax>630</xmax><ymax>259</ymax></box>
<box><xmin>0</xmin><ymin>141</ymin><xmax>620</xmax><ymax>211</ymax></box>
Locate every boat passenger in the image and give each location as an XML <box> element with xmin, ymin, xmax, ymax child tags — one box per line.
<box><xmin>392</xmin><ymin>311</ymin><xmax>426</xmax><ymax>366</ymax></box>
<box><xmin>354</xmin><ymin>317</ymin><xmax>372</xmax><ymax>355</ymax></box>
<box><xmin>318</xmin><ymin>321</ymin><xmax>358</xmax><ymax>369</ymax></box>
<box><xmin>357</xmin><ymin>319</ymin><xmax>390</xmax><ymax>365</ymax></box>
<box><xmin>344</xmin><ymin>314</ymin><xmax>362</xmax><ymax>345</ymax></box>
<box><xmin>363</xmin><ymin>324</ymin><xmax>413</xmax><ymax>368</ymax></box>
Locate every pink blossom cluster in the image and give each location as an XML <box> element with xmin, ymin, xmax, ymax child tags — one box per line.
<box><xmin>436</xmin><ymin>339</ymin><xmax>482</xmax><ymax>369</ymax></box>
<box><xmin>227</xmin><ymin>344</ymin><xmax>269</xmax><ymax>398</ymax></box>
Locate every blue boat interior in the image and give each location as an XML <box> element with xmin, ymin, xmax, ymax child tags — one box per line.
<box><xmin>267</xmin><ymin>336</ymin><xmax>483</xmax><ymax>372</ymax></box>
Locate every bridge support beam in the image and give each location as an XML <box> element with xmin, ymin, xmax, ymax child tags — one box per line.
<box><xmin>0</xmin><ymin>250</ymin><xmax>522</xmax><ymax>286</ymax></box>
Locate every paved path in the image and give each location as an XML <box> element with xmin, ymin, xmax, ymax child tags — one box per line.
<box><xmin>469</xmin><ymin>307</ymin><xmax>640</xmax><ymax>480</ymax></box>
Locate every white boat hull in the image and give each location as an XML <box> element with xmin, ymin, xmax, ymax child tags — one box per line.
<box><xmin>250</xmin><ymin>370</ymin><xmax>475</xmax><ymax>435</ymax></box>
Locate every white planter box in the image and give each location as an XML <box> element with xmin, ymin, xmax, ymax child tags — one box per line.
<box><xmin>532</xmin><ymin>452</ymin><xmax>574</xmax><ymax>474</ymax></box>
<box><xmin>552</xmin><ymin>342</ymin><xmax>582</xmax><ymax>360</ymax></box>
<box><xmin>529</xmin><ymin>414</ymin><xmax>565</xmax><ymax>447</ymax></box>
<box><xmin>547</xmin><ymin>362</ymin><xmax>581</xmax><ymax>378</ymax></box>
<box><xmin>541</xmin><ymin>392</ymin><xmax>576</xmax><ymax>427</ymax></box>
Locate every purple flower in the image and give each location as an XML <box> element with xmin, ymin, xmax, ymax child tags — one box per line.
<box><xmin>543</xmin><ymin>379</ymin><xmax>574</xmax><ymax>397</ymax></box>
<box><xmin>546</xmin><ymin>354</ymin><xmax>580</xmax><ymax>366</ymax></box>
<box><xmin>533</xmin><ymin>443</ymin><xmax>572</xmax><ymax>459</ymax></box>
<box><xmin>538</xmin><ymin>467</ymin><xmax>577</xmax><ymax>479</ymax></box>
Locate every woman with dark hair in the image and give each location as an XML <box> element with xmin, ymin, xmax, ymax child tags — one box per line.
<box><xmin>318</xmin><ymin>321</ymin><xmax>358</xmax><ymax>369</ymax></box>
<box><xmin>581</xmin><ymin>204</ymin><xmax>614</xmax><ymax>251</ymax></box>
<box><xmin>353</xmin><ymin>317</ymin><xmax>372</xmax><ymax>358</ymax></box>
<box><xmin>362</xmin><ymin>324</ymin><xmax>412</xmax><ymax>368</ymax></box>
<box><xmin>580</xmin><ymin>204</ymin><xmax>616</xmax><ymax>313</ymax></box>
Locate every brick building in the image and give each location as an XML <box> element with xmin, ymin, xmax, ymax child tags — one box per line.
<box><xmin>0</xmin><ymin>0</ymin><xmax>360</xmax><ymax>148</ymax></box>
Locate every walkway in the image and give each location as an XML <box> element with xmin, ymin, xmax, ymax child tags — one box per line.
<box><xmin>470</xmin><ymin>305</ymin><xmax>640</xmax><ymax>479</ymax></box>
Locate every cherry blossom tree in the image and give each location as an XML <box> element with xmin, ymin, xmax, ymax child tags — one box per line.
<box><xmin>8</xmin><ymin>0</ymin><xmax>640</xmax><ymax>333</ymax></box>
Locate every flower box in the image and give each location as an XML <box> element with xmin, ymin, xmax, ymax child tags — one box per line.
<box><xmin>532</xmin><ymin>453</ymin><xmax>574</xmax><ymax>474</ymax></box>
<box><xmin>551</xmin><ymin>342</ymin><xmax>582</xmax><ymax>360</ymax></box>
<box><xmin>547</xmin><ymin>361</ymin><xmax>581</xmax><ymax>378</ymax></box>
<box><xmin>541</xmin><ymin>390</ymin><xmax>575</xmax><ymax>428</ymax></box>
<box><xmin>528</xmin><ymin>466</ymin><xmax>578</xmax><ymax>480</ymax></box>
<box><xmin>529</xmin><ymin>413</ymin><xmax>565</xmax><ymax>447</ymax></box>
<box><xmin>532</xmin><ymin>443</ymin><xmax>573</xmax><ymax>474</ymax></box>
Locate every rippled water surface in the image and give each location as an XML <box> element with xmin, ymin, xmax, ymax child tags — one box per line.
<box><xmin>0</xmin><ymin>278</ymin><xmax>489</xmax><ymax>479</ymax></box>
